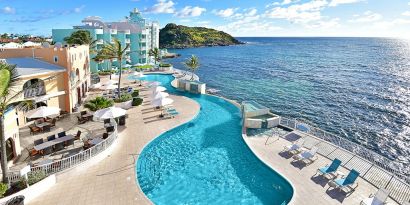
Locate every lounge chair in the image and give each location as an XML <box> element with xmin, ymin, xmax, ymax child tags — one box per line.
<box><xmin>283</xmin><ymin>138</ymin><xmax>305</xmax><ymax>155</ymax></box>
<box><xmin>360</xmin><ymin>188</ymin><xmax>390</xmax><ymax>205</ymax></box>
<box><xmin>316</xmin><ymin>158</ymin><xmax>342</xmax><ymax>179</ymax></box>
<box><xmin>292</xmin><ymin>146</ymin><xmax>318</xmax><ymax>165</ymax></box>
<box><xmin>328</xmin><ymin>169</ymin><xmax>360</xmax><ymax>195</ymax></box>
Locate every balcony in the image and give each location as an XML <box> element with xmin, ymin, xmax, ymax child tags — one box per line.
<box><xmin>24</xmin><ymin>86</ymin><xmax>46</xmax><ymax>99</ymax></box>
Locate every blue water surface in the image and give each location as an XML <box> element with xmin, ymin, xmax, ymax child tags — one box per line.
<box><xmin>165</xmin><ymin>37</ymin><xmax>410</xmax><ymax>168</ymax></box>
<box><xmin>137</xmin><ymin>74</ymin><xmax>293</xmax><ymax>205</ymax></box>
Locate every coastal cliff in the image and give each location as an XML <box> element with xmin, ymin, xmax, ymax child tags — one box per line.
<box><xmin>159</xmin><ymin>23</ymin><xmax>243</xmax><ymax>49</ymax></box>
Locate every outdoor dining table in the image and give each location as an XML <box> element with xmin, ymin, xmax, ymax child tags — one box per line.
<box><xmin>36</xmin><ymin>122</ymin><xmax>51</xmax><ymax>128</ymax></box>
<box><xmin>34</xmin><ymin>135</ymin><xmax>74</xmax><ymax>151</ymax></box>
<box><xmin>89</xmin><ymin>137</ymin><xmax>104</xmax><ymax>145</ymax></box>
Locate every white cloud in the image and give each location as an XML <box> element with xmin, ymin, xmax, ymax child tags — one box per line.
<box><xmin>266</xmin><ymin>0</ymin><xmax>300</xmax><ymax>7</ymax></box>
<box><xmin>144</xmin><ymin>0</ymin><xmax>175</xmax><ymax>14</ymax></box>
<box><xmin>402</xmin><ymin>11</ymin><xmax>410</xmax><ymax>16</ymax></box>
<box><xmin>349</xmin><ymin>11</ymin><xmax>382</xmax><ymax>23</ymax></box>
<box><xmin>213</xmin><ymin>8</ymin><xmax>237</xmax><ymax>18</ymax></box>
<box><xmin>2</xmin><ymin>6</ymin><xmax>16</xmax><ymax>14</ymax></box>
<box><xmin>74</xmin><ymin>5</ymin><xmax>85</xmax><ymax>13</ymax></box>
<box><xmin>176</xmin><ymin>6</ymin><xmax>206</xmax><ymax>17</ymax></box>
<box><xmin>329</xmin><ymin>0</ymin><xmax>364</xmax><ymax>7</ymax></box>
<box><xmin>305</xmin><ymin>18</ymin><xmax>341</xmax><ymax>29</ymax></box>
<box><xmin>264</xmin><ymin>0</ymin><xmax>328</xmax><ymax>23</ymax></box>
<box><xmin>373</xmin><ymin>18</ymin><xmax>410</xmax><ymax>29</ymax></box>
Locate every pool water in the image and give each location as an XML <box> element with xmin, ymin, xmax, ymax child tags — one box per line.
<box><xmin>136</xmin><ymin>74</ymin><xmax>294</xmax><ymax>205</ymax></box>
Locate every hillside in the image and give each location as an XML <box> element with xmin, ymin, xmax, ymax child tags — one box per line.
<box><xmin>159</xmin><ymin>23</ymin><xmax>243</xmax><ymax>49</ymax></box>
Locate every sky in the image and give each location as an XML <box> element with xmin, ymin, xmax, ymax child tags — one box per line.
<box><xmin>1</xmin><ymin>0</ymin><xmax>410</xmax><ymax>37</ymax></box>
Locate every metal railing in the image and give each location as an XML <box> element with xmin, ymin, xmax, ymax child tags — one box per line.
<box><xmin>7</xmin><ymin>124</ymin><xmax>118</xmax><ymax>183</ymax></box>
<box><xmin>279</xmin><ymin>117</ymin><xmax>410</xmax><ymax>204</ymax></box>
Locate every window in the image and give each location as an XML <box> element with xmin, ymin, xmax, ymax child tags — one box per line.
<box><xmin>54</xmin><ymin>56</ymin><xmax>58</xmax><ymax>63</ymax></box>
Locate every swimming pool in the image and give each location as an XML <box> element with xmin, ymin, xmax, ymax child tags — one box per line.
<box><xmin>136</xmin><ymin>74</ymin><xmax>294</xmax><ymax>205</ymax></box>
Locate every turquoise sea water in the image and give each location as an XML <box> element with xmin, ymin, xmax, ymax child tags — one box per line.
<box><xmin>165</xmin><ymin>37</ymin><xmax>410</xmax><ymax>171</ymax></box>
<box><xmin>136</xmin><ymin>74</ymin><xmax>293</xmax><ymax>205</ymax></box>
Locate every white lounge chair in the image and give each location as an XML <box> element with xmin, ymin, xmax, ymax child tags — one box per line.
<box><xmin>292</xmin><ymin>146</ymin><xmax>318</xmax><ymax>164</ymax></box>
<box><xmin>282</xmin><ymin>138</ymin><xmax>305</xmax><ymax>154</ymax></box>
<box><xmin>360</xmin><ymin>188</ymin><xmax>390</xmax><ymax>205</ymax></box>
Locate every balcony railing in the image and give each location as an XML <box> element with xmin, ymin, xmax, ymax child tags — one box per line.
<box><xmin>278</xmin><ymin>116</ymin><xmax>410</xmax><ymax>204</ymax></box>
<box><xmin>7</xmin><ymin>122</ymin><xmax>118</xmax><ymax>183</ymax></box>
<box><xmin>24</xmin><ymin>86</ymin><xmax>46</xmax><ymax>98</ymax></box>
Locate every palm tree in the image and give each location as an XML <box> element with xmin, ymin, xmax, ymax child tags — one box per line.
<box><xmin>0</xmin><ymin>63</ymin><xmax>33</xmax><ymax>184</ymax></box>
<box><xmin>148</xmin><ymin>48</ymin><xmax>161</xmax><ymax>65</ymax></box>
<box><xmin>182</xmin><ymin>55</ymin><xmax>200</xmax><ymax>81</ymax></box>
<box><xmin>93</xmin><ymin>38</ymin><xmax>130</xmax><ymax>98</ymax></box>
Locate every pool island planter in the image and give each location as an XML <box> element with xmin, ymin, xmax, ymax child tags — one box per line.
<box><xmin>0</xmin><ymin>175</ymin><xmax>56</xmax><ymax>204</ymax></box>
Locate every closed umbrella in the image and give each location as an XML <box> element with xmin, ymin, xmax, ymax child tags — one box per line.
<box><xmin>151</xmin><ymin>98</ymin><xmax>173</xmax><ymax>117</ymax></box>
<box><xmin>152</xmin><ymin>91</ymin><xmax>169</xmax><ymax>100</ymax></box>
<box><xmin>26</xmin><ymin>106</ymin><xmax>61</xmax><ymax>119</ymax></box>
<box><xmin>93</xmin><ymin>107</ymin><xmax>126</xmax><ymax>120</ymax></box>
<box><xmin>151</xmin><ymin>86</ymin><xmax>166</xmax><ymax>93</ymax></box>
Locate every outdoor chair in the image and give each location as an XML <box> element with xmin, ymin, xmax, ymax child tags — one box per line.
<box><xmin>77</xmin><ymin>116</ymin><xmax>87</xmax><ymax>124</ymax></box>
<box><xmin>315</xmin><ymin>158</ymin><xmax>342</xmax><ymax>179</ymax></box>
<box><xmin>292</xmin><ymin>146</ymin><xmax>318</xmax><ymax>165</ymax></box>
<box><xmin>29</xmin><ymin>126</ymin><xmax>42</xmax><ymax>135</ymax></box>
<box><xmin>360</xmin><ymin>188</ymin><xmax>390</xmax><ymax>205</ymax></box>
<box><xmin>57</xmin><ymin>131</ymin><xmax>66</xmax><ymax>138</ymax></box>
<box><xmin>328</xmin><ymin>169</ymin><xmax>360</xmax><ymax>195</ymax></box>
<box><xmin>50</xmin><ymin>118</ymin><xmax>57</xmax><ymax>128</ymax></box>
<box><xmin>80</xmin><ymin>111</ymin><xmax>87</xmax><ymax>116</ymax></box>
<box><xmin>65</xmin><ymin>138</ymin><xmax>75</xmax><ymax>147</ymax></box>
<box><xmin>283</xmin><ymin>138</ymin><xmax>305</xmax><ymax>155</ymax></box>
<box><xmin>75</xmin><ymin>130</ymin><xmax>82</xmax><ymax>140</ymax></box>
<box><xmin>119</xmin><ymin>116</ymin><xmax>126</xmax><ymax>126</ymax></box>
<box><xmin>42</xmin><ymin>146</ymin><xmax>53</xmax><ymax>156</ymax></box>
<box><xmin>26</xmin><ymin>147</ymin><xmax>39</xmax><ymax>157</ymax></box>
<box><xmin>102</xmin><ymin>133</ymin><xmax>109</xmax><ymax>139</ymax></box>
<box><xmin>34</xmin><ymin>138</ymin><xmax>44</xmax><ymax>146</ymax></box>
<box><xmin>42</xmin><ymin>125</ymin><xmax>51</xmax><ymax>132</ymax></box>
<box><xmin>82</xmin><ymin>140</ymin><xmax>92</xmax><ymax>150</ymax></box>
<box><xmin>47</xmin><ymin>135</ymin><xmax>56</xmax><ymax>141</ymax></box>
<box><xmin>106</xmin><ymin>126</ymin><xmax>115</xmax><ymax>133</ymax></box>
<box><xmin>54</xmin><ymin>142</ymin><xmax>65</xmax><ymax>152</ymax></box>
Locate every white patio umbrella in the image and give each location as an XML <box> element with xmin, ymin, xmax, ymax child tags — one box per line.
<box><xmin>26</xmin><ymin>106</ymin><xmax>61</xmax><ymax>119</ymax></box>
<box><xmin>133</xmin><ymin>72</ymin><xmax>146</xmax><ymax>78</ymax></box>
<box><xmin>151</xmin><ymin>86</ymin><xmax>166</xmax><ymax>93</ymax></box>
<box><xmin>102</xmin><ymin>79</ymin><xmax>118</xmax><ymax>85</ymax></box>
<box><xmin>151</xmin><ymin>98</ymin><xmax>174</xmax><ymax>117</ymax></box>
<box><xmin>100</xmin><ymin>84</ymin><xmax>117</xmax><ymax>90</ymax></box>
<box><xmin>93</xmin><ymin>107</ymin><xmax>126</xmax><ymax>120</ymax></box>
<box><xmin>152</xmin><ymin>91</ymin><xmax>169</xmax><ymax>100</ymax></box>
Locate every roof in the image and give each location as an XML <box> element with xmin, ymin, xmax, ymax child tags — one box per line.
<box><xmin>3</xmin><ymin>57</ymin><xmax>66</xmax><ymax>76</ymax></box>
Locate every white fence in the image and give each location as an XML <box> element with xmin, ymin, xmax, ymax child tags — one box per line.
<box><xmin>279</xmin><ymin>117</ymin><xmax>410</xmax><ymax>204</ymax></box>
<box><xmin>7</xmin><ymin>126</ymin><xmax>118</xmax><ymax>183</ymax></box>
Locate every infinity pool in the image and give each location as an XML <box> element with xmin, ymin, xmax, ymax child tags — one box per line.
<box><xmin>136</xmin><ymin>74</ymin><xmax>294</xmax><ymax>205</ymax></box>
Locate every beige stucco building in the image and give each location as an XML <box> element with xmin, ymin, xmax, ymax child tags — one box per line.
<box><xmin>0</xmin><ymin>45</ymin><xmax>91</xmax><ymax>165</ymax></box>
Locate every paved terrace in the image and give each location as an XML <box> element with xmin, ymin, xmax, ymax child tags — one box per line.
<box><xmin>244</xmin><ymin>127</ymin><xmax>401</xmax><ymax>205</ymax></box>
<box><xmin>28</xmin><ymin>74</ymin><xmax>200</xmax><ymax>205</ymax></box>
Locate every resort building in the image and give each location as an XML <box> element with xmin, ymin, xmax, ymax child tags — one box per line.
<box><xmin>0</xmin><ymin>45</ymin><xmax>90</xmax><ymax>165</ymax></box>
<box><xmin>52</xmin><ymin>8</ymin><xmax>160</xmax><ymax>73</ymax></box>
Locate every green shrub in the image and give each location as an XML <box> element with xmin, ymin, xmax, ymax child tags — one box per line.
<box><xmin>16</xmin><ymin>178</ymin><xmax>27</xmax><ymax>190</ymax></box>
<box><xmin>132</xmin><ymin>97</ymin><xmax>143</xmax><ymax>106</ymax></box>
<box><xmin>131</xmin><ymin>90</ymin><xmax>139</xmax><ymax>97</ymax></box>
<box><xmin>0</xmin><ymin>183</ymin><xmax>7</xmax><ymax>197</ymax></box>
<box><xmin>27</xmin><ymin>170</ymin><xmax>47</xmax><ymax>185</ymax></box>
<box><xmin>159</xmin><ymin>63</ymin><xmax>172</xmax><ymax>67</ymax></box>
<box><xmin>85</xmin><ymin>97</ymin><xmax>114</xmax><ymax>111</ymax></box>
<box><xmin>134</xmin><ymin>65</ymin><xmax>153</xmax><ymax>69</ymax></box>
<box><xmin>114</xmin><ymin>94</ymin><xmax>132</xmax><ymax>103</ymax></box>
<box><xmin>98</xmin><ymin>71</ymin><xmax>115</xmax><ymax>75</ymax></box>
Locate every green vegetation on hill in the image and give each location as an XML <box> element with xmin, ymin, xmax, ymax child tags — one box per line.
<box><xmin>159</xmin><ymin>23</ymin><xmax>243</xmax><ymax>49</ymax></box>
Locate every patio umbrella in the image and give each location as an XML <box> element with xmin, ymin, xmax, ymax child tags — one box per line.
<box><xmin>26</xmin><ymin>106</ymin><xmax>61</xmax><ymax>119</ymax></box>
<box><xmin>93</xmin><ymin>107</ymin><xmax>126</xmax><ymax>120</ymax></box>
<box><xmin>152</xmin><ymin>91</ymin><xmax>169</xmax><ymax>100</ymax></box>
<box><xmin>102</xmin><ymin>79</ymin><xmax>118</xmax><ymax>85</ymax></box>
<box><xmin>151</xmin><ymin>86</ymin><xmax>166</xmax><ymax>93</ymax></box>
<box><xmin>151</xmin><ymin>98</ymin><xmax>174</xmax><ymax>117</ymax></box>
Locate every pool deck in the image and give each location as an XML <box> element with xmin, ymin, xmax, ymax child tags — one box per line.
<box><xmin>243</xmin><ymin>130</ymin><xmax>400</xmax><ymax>205</ymax></box>
<box><xmin>28</xmin><ymin>75</ymin><xmax>200</xmax><ymax>205</ymax></box>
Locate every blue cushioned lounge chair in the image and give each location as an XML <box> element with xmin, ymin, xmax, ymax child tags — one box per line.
<box><xmin>329</xmin><ymin>169</ymin><xmax>360</xmax><ymax>195</ymax></box>
<box><xmin>316</xmin><ymin>158</ymin><xmax>342</xmax><ymax>179</ymax></box>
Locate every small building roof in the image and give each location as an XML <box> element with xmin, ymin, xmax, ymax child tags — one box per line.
<box><xmin>3</xmin><ymin>57</ymin><xmax>66</xmax><ymax>76</ymax></box>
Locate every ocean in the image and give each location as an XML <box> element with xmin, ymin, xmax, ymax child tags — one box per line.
<box><xmin>164</xmin><ymin>37</ymin><xmax>410</xmax><ymax>171</ymax></box>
